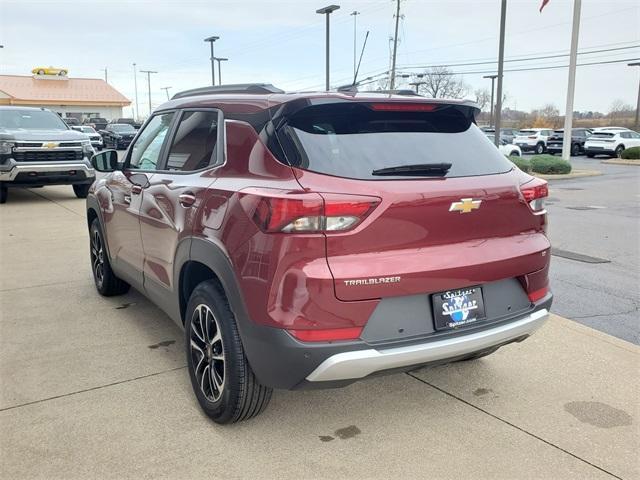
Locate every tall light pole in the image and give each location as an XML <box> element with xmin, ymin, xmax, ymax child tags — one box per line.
<box><xmin>628</xmin><ymin>62</ymin><xmax>640</xmax><ymax>130</ymax></box>
<box><xmin>133</xmin><ymin>63</ymin><xmax>139</xmax><ymax>122</ymax></box>
<box><xmin>140</xmin><ymin>70</ymin><xmax>157</xmax><ymax>117</ymax></box>
<box><xmin>561</xmin><ymin>0</ymin><xmax>582</xmax><ymax>161</ymax></box>
<box><xmin>389</xmin><ymin>0</ymin><xmax>401</xmax><ymax>91</ymax></box>
<box><xmin>483</xmin><ymin>74</ymin><xmax>498</xmax><ymax>128</ymax></box>
<box><xmin>350</xmin><ymin>11</ymin><xmax>360</xmax><ymax>79</ymax></box>
<box><xmin>493</xmin><ymin>0</ymin><xmax>507</xmax><ymax>146</ymax></box>
<box><xmin>161</xmin><ymin>86</ymin><xmax>172</xmax><ymax>100</ymax></box>
<box><xmin>316</xmin><ymin>5</ymin><xmax>340</xmax><ymax>91</ymax></box>
<box><xmin>213</xmin><ymin>57</ymin><xmax>228</xmax><ymax>85</ymax></box>
<box><xmin>204</xmin><ymin>35</ymin><xmax>219</xmax><ymax>86</ymax></box>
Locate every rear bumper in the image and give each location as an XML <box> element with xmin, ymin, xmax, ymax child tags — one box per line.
<box><xmin>306</xmin><ymin>308</ymin><xmax>548</xmax><ymax>382</ymax></box>
<box><xmin>242</xmin><ymin>295</ymin><xmax>552</xmax><ymax>390</ymax></box>
<box><xmin>0</xmin><ymin>160</ymin><xmax>95</xmax><ymax>184</ymax></box>
<box><xmin>585</xmin><ymin>147</ymin><xmax>615</xmax><ymax>155</ymax></box>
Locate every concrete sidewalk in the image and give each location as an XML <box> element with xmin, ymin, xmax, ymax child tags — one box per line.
<box><xmin>1</xmin><ymin>186</ymin><xmax>638</xmax><ymax>480</ymax></box>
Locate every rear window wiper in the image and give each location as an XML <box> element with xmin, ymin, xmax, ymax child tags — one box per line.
<box><xmin>372</xmin><ymin>163</ymin><xmax>452</xmax><ymax>176</ymax></box>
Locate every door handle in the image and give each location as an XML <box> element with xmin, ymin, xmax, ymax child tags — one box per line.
<box><xmin>131</xmin><ymin>185</ymin><xmax>143</xmax><ymax>195</ymax></box>
<box><xmin>179</xmin><ymin>192</ymin><xmax>196</xmax><ymax>208</ymax></box>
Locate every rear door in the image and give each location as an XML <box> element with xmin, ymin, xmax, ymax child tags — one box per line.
<box><xmin>139</xmin><ymin>109</ymin><xmax>223</xmax><ymax>312</ymax></box>
<box><xmin>278</xmin><ymin>101</ymin><xmax>548</xmax><ymax>301</ymax></box>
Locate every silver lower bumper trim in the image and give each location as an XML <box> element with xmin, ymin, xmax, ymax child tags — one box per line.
<box><xmin>0</xmin><ymin>161</ymin><xmax>95</xmax><ymax>182</ymax></box>
<box><xmin>306</xmin><ymin>309</ymin><xmax>549</xmax><ymax>382</ymax></box>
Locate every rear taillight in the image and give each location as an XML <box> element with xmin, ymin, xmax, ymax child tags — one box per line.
<box><xmin>520</xmin><ymin>179</ymin><xmax>548</xmax><ymax>214</ymax></box>
<box><xmin>239</xmin><ymin>188</ymin><xmax>380</xmax><ymax>233</ymax></box>
<box><xmin>527</xmin><ymin>286</ymin><xmax>549</xmax><ymax>302</ymax></box>
<box><xmin>287</xmin><ymin>327</ymin><xmax>363</xmax><ymax>342</ymax></box>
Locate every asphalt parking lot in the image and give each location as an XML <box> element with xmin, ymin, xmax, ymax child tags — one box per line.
<box><xmin>0</xmin><ymin>163</ymin><xmax>638</xmax><ymax>479</ymax></box>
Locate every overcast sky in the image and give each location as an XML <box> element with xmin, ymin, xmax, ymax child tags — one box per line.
<box><xmin>1</xmin><ymin>0</ymin><xmax>638</xmax><ymax>118</ymax></box>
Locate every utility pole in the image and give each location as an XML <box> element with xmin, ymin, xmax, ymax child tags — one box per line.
<box><xmin>493</xmin><ymin>0</ymin><xmax>507</xmax><ymax>146</ymax></box>
<box><xmin>316</xmin><ymin>5</ymin><xmax>340</xmax><ymax>91</ymax></box>
<box><xmin>204</xmin><ymin>36</ymin><xmax>219</xmax><ymax>86</ymax></box>
<box><xmin>389</xmin><ymin>0</ymin><xmax>401</xmax><ymax>91</ymax></box>
<box><xmin>350</xmin><ymin>11</ymin><xmax>360</xmax><ymax>79</ymax></box>
<box><xmin>483</xmin><ymin>74</ymin><xmax>498</xmax><ymax>127</ymax></box>
<box><xmin>140</xmin><ymin>70</ymin><xmax>157</xmax><ymax>117</ymax></box>
<box><xmin>213</xmin><ymin>57</ymin><xmax>228</xmax><ymax>85</ymax></box>
<box><xmin>562</xmin><ymin>0</ymin><xmax>582</xmax><ymax>161</ymax></box>
<box><xmin>629</xmin><ymin>62</ymin><xmax>640</xmax><ymax>130</ymax></box>
<box><xmin>103</xmin><ymin>67</ymin><xmax>108</xmax><ymax>83</ymax></box>
<box><xmin>133</xmin><ymin>63</ymin><xmax>139</xmax><ymax>122</ymax></box>
<box><xmin>409</xmin><ymin>80</ymin><xmax>426</xmax><ymax>94</ymax></box>
<box><xmin>161</xmin><ymin>86</ymin><xmax>172</xmax><ymax>100</ymax></box>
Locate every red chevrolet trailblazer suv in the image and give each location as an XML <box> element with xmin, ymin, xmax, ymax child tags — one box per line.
<box><xmin>87</xmin><ymin>84</ymin><xmax>552</xmax><ymax>423</ymax></box>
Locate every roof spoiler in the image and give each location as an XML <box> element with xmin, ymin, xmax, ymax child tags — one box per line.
<box><xmin>172</xmin><ymin>83</ymin><xmax>284</xmax><ymax>99</ymax></box>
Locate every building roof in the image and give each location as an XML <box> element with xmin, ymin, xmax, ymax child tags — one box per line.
<box><xmin>0</xmin><ymin>75</ymin><xmax>130</xmax><ymax>107</ymax></box>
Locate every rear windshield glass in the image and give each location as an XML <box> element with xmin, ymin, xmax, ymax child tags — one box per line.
<box><xmin>518</xmin><ymin>130</ymin><xmax>536</xmax><ymax>135</ymax></box>
<box><xmin>279</xmin><ymin>103</ymin><xmax>513</xmax><ymax>179</ymax></box>
<box><xmin>590</xmin><ymin>133</ymin><xmax>614</xmax><ymax>138</ymax></box>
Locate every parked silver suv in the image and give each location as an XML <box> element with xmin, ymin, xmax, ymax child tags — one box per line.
<box><xmin>0</xmin><ymin>106</ymin><xmax>95</xmax><ymax>203</ymax></box>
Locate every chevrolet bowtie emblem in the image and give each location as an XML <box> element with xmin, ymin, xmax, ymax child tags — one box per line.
<box><xmin>44</xmin><ymin>142</ymin><xmax>58</xmax><ymax>149</ymax></box>
<box><xmin>449</xmin><ymin>198</ymin><xmax>482</xmax><ymax>214</ymax></box>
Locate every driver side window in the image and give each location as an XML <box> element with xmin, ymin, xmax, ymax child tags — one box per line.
<box><xmin>129</xmin><ymin>113</ymin><xmax>175</xmax><ymax>170</ymax></box>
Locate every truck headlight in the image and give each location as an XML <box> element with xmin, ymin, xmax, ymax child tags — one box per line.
<box><xmin>81</xmin><ymin>141</ymin><xmax>94</xmax><ymax>156</ymax></box>
<box><xmin>0</xmin><ymin>141</ymin><xmax>15</xmax><ymax>155</ymax></box>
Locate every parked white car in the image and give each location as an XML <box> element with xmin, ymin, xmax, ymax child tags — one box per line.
<box><xmin>584</xmin><ymin>130</ymin><xmax>640</xmax><ymax>158</ymax></box>
<box><xmin>513</xmin><ymin>128</ymin><xmax>554</xmax><ymax>154</ymax></box>
<box><xmin>486</xmin><ymin>134</ymin><xmax>522</xmax><ymax>157</ymax></box>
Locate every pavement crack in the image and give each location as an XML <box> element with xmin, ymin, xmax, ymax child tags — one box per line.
<box><xmin>29</xmin><ymin>189</ymin><xmax>85</xmax><ymax>218</ymax></box>
<box><xmin>0</xmin><ymin>366</ymin><xmax>187</xmax><ymax>413</ymax></box>
<box><xmin>571</xmin><ymin>306</ymin><xmax>639</xmax><ymax>320</ymax></box>
<box><xmin>405</xmin><ymin>372</ymin><xmax>623</xmax><ymax>480</ymax></box>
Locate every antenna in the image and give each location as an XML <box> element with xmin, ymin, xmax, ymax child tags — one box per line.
<box><xmin>353</xmin><ymin>30</ymin><xmax>370</xmax><ymax>86</ymax></box>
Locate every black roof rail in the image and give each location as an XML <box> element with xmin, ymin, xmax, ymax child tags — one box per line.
<box><xmin>172</xmin><ymin>83</ymin><xmax>284</xmax><ymax>100</ymax></box>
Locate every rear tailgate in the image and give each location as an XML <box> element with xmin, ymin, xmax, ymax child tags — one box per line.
<box><xmin>278</xmin><ymin>100</ymin><xmax>549</xmax><ymax>301</ymax></box>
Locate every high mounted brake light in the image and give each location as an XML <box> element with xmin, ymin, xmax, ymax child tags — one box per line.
<box><xmin>520</xmin><ymin>179</ymin><xmax>548</xmax><ymax>214</ymax></box>
<box><xmin>369</xmin><ymin>103</ymin><xmax>439</xmax><ymax>112</ymax></box>
<box><xmin>239</xmin><ymin>188</ymin><xmax>380</xmax><ymax>233</ymax></box>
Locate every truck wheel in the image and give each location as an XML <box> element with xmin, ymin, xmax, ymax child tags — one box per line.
<box><xmin>185</xmin><ymin>281</ymin><xmax>272</xmax><ymax>424</ymax></box>
<box><xmin>535</xmin><ymin>142</ymin><xmax>545</xmax><ymax>155</ymax></box>
<box><xmin>89</xmin><ymin>219</ymin><xmax>130</xmax><ymax>296</ymax></box>
<box><xmin>0</xmin><ymin>184</ymin><xmax>7</xmax><ymax>204</ymax></box>
<box><xmin>73</xmin><ymin>184</ymin><xmax>90</xmax><ymax>199</ymax></box>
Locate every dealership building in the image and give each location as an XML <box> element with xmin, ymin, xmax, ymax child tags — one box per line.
<box><xmin>0</xmin><ymin>74</ymin><xmax>131</xmax><ymax>122</ymax></box>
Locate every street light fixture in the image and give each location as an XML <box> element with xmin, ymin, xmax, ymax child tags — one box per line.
<box><xmin>629</xmin><ymin>62</ymin><xmax>640</xmax><ymax>130</ymax></box>
<box><xmin>316</xmin><ymin>4</ymin><xmax>340</xmax><ymax>91</ymax></box>
<box><xmin>204</xmin><ymin>36</ymin><xmax>220</xmax><ymax>86</ymax></box>
<box><xmin>483</xmin><ymin>74</ymin><xmax>498</xmax><ymax>128</ymax></box>
<box><xmin>213</xmin><ymin>57</ymin><xmax>228</xmax><ymax>86</ymax></box>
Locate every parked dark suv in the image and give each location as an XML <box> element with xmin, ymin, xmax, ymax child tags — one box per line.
<box><xmin>87</xmin><ymin>84</ymin><xmax>552</xmax><ymax>423</ymax></box>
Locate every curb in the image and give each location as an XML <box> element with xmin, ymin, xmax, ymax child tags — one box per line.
<box><xmin>534</xmin><ymin>169</ymin><xmax>602</xmax><ymax>180</ymax></box>
<box><xmin>601</xmin><ymin>159</ymin><xmax>640</xmax><ymax>166</ymax></box>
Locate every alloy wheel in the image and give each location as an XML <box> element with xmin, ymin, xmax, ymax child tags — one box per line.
<box><xmin>190</xmin><ymin>304</ymin><xmax>225</xmax><ymax>402</ymax></box>
<box><xmin>90</xmin><ymin>229</ymin><xmax>104</xmax><ymax>287</ymax></box>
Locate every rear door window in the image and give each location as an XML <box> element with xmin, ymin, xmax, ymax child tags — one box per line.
<box><xmin>278</xmin><ymin>102</ymin><xmax>513</xmax><ymax>180</ymax></box>
<box><xmin>164</xmin><ymin>110</ymin><xmax>221</xmax><ymax>171</ymax></box>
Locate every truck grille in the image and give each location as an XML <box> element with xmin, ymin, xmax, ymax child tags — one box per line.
<box><xmin>13</xmin><ymin>150</ymin><xmax>84</xmax><ymax>162</ymax></box>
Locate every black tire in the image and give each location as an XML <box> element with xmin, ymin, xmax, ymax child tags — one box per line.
<box><xmin>37</xmin><ymin>69</ymin><xmax>45</xmax><ymax>75</ymax></box>
<box><xmin>73</xmin><ymin>184</ymin><xmax>90</xmax><ymax>198</ymax></box>
<box><xmin>586</xmin><ymin>153</ymin><xmax>595</xmax><ymax>158</ymax></box>
<box><xmin>614</xmin><ymin>145</ymin><xmax>624</xmax><ymax>158</ymax></box>
<box><xmin>535</xmin><ymin>142</ymin><xmax>545</xmax><ymax>155</ymax></box>
<box><xmin>89</xmin><ymin>219</ymin><xmax>130</xmax><ymax>296</ymax></box>
<box><xmin>0</xmin><ymin>184</ymin><xmax>7</xmax><ymax>204</ymax></box>
<box><xmin>571</xmin><ymin>143</ymin><xmax>580</xmax><ymax>156</ymax></box>
<box><xmin>510</xmin><ymin>150</ymin><xmax>520</xmax><ymax>157</ymax></box>
<box><xmin>185</xmin><ymin>281</ymin><xmax>272</xmax><ymax>424</ymax></box>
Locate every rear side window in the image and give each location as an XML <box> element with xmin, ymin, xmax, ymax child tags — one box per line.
<box><xmin>165</xmin><ymin>111</ymin><xmax>219</xmax><ymax>171</ymax></box>
<box><xmin>278</xmin><ymin>103</ymin><xmax>513</xmax><ymax>179</ymax></box>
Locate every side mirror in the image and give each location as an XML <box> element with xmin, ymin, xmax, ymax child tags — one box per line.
<box><xmin>91</xmin><ymin>150</ymin><xmax>119</xmax><ymax>172</ymax></box>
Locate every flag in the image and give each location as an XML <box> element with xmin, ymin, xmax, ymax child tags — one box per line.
<box><xmin>540</xmin><ymin>0</ymin><xmax>550</xmax><ymax>12</ymax></box>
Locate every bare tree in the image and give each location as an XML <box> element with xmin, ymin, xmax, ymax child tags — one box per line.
<box><xmin>608</xmin><ymin>99</ymin><xmax>634</xmax><ymax>123</ymax></box>
<box><xmin>474</xmin><ymin>88</ymin><xmax>491</xmax><ymax>112</ymax></box>
<box><xmin>415</xmin><ymin>67</ymin><xmax>468</xmax><ymax>99</ymax></box>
